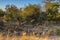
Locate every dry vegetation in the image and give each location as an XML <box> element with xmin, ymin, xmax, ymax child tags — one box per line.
<box><xmin>0</xmin><ymin>1</ymin><xmax>60</xmax><ymax>40</ymax></box>
<box><xmin>0</xmin><ymin>32</ymin><xmax>60</xmax><ymax>40</ymax></box>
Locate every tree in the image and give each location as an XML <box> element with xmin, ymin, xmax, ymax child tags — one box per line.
<box><xmin>4</xmin><ymin>5</ymin><xmax>20</xmax><ymax>21</ymax></box>
<box><xmin>0</xmin><ymin>9</ymin><xmax>5</xmax><ymax>17</ymax></box>
<box><xmin>0</xmin><ymin>9</ymin><xmax>5</xmax><ymax>26</ymax></box>
<box><xmin>45</xmin><ymin>2</ymin><xmax>59</xmax><ymax>23</ymax></box>
<box><xmin>20</xmin><ymin>4</ymin><xmax>42</xmax><ymax>24</ymax></box>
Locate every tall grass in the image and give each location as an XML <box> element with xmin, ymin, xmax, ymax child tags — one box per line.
<box><xmin>0</xmin><ymin>32</ymin><xmax>60</xmax><ymax>40</ymax></box>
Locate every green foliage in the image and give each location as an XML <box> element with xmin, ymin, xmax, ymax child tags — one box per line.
<box><xmin>3</xmin><ymin>5</ymin><xmax>20</xmax><ymax>21</ymax></box>
<box><xmin>1</xmin><ymin>3</ymin><xmax>60</xmax><ymax>25</ymax></box>
<box><xmin>20</xmin><ymin>4</ymin><xmax>41</xmax><ymax>24</ymax></box>
<box><xmin>2</xmin><ymin>3</ymin><xmax>60</xmax><ymax>24</ymax></box>
<box><xmin>0</xmin><ymin>9</ymin><xmax>5</xmax><ymax>17</ymax></box>
<box><xmin>46</xmin><ymin>3</ymin><xmax>60</xmax><ymax>23</ymax></box>
<box><xmin>56</xmin><ymin>27</ymin><xmax>60</xmax><ymax>35</ymax></box>
<box><xmin>0</xmin><ymin>2</ymin><xmax>60</xmax><ymax>36</ymax></box>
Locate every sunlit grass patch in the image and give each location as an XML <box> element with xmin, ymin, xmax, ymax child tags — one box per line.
<box><xmin>0</xmin><ymin>32</ymin><xmax>60</xmax><ymax>40</ymax></box>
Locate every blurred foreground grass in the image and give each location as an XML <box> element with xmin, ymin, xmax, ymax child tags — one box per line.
<box><xmin>0</xmin><ymin>32</ymin><xmax>60</xmax><ymax>40</ymax></box>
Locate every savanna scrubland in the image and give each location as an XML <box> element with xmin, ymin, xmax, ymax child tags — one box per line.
<box><xmin>0</xmin><ymin>0</ymin><xmax>60</xmax><ymax>40</ymax></box>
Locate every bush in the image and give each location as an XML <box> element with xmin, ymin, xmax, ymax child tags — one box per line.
<box><xmin>56</xmin><ymin>27</ymin><xmax>60</xmax><ymax>36</ymax></box>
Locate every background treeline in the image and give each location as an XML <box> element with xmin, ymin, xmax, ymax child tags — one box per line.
<box><xmin>0</xmin><ymin>1</ymin><xmax>60</xmax><ymax>36</ymax></box>
<box><xmin>1</xmin><ymin>3</ymin><xmax>60</xmax><ymax>25</ymax></box>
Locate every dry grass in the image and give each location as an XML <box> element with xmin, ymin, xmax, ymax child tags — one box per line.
<box><xmin>0</xmin><ymin>32</ymin><xmax>60</xmax><ymax>40</ymax></box>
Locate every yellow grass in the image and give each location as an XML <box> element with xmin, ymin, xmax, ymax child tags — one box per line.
<box><xmin>0</xmin><ymin>32</ymin><xmax>60</xmax><ymax>40</ymax></box>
